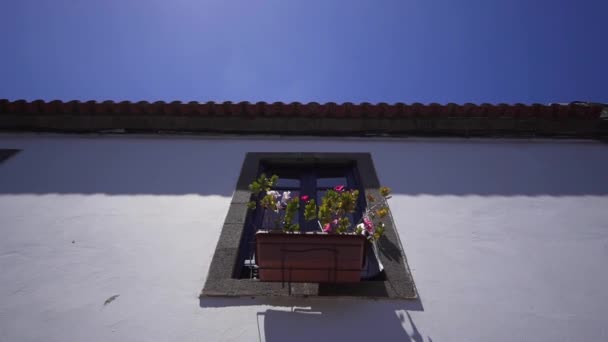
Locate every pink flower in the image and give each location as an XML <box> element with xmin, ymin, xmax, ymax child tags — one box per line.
<box><xmin>323</xmin><ymin>223</ymin><xmax>332</xmax><ymax>232</ymax></box>
<box><xmin>334</xmin><ymin>185</ymin><xmax>345</xmax><ymax>192</ymax></box>
<box><xmin>300</xmin><ymin>195</ymin><xmax>309</xmax><ymax>202</ymax></box>
<box><xmin>332</xmin><ymin>218</ymin><xmax>339</xmax><ymax>226</ymax></box>
<box><xmin>363</xmin><ymin>217</ymin><xmax>374</xmax><ymax>233</ymax></box>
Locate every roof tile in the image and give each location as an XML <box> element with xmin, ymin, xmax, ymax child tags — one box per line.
<box><xmin>0</xmin><ymin>99</ymin><xmax>604</xmax><ymax>120</ymax></box>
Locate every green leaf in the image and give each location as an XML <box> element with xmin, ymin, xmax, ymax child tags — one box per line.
<box><xmin>304</xmin><ymin>199</ymin><xmax>317</xmax><ymax>221</ymax></box>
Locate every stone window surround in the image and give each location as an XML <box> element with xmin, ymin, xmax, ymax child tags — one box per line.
<box><xmin>201</xmin><ymin>152</ymin><xmax>417</xmax><ymax>299</ymax></box>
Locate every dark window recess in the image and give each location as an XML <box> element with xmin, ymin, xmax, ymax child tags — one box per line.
<box><xmin>236</xmin><ymin>162</ymin><xmax>385</xmax><ymax>281</ymax></box>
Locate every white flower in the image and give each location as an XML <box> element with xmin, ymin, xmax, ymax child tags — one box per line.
<box><xmin>281</xmin><ymin>191</ymin><xmax>291</xmax><ymax>205</ymax></box>
<box><xmin>266</xmin><ymin>190</ymin><xmax>280</xmax><ymax>199</ymax></box>
<box><xmin>357</xmin><ymin>223</ymin><xmax>366</xmax><ymax>235</ymax></box>
<box><xmin>274</xmin><ymin>200</ymin><xmax>282</xmax><ymax>213</ymax></box>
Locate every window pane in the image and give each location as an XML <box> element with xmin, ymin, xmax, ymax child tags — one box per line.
<box><xmin>316</xmin><ymin>177</ymin><xmax>347</xmax><ymax>188</ymax></box>
<box><xmin>260</xmin><ymin>190</ymin><xmax>300</xmax><ymax>230</ymax></box>
<box><xmin>261</xmin><ymin>209</ymin><xmax>301</xmax><ymax>230</ymax></box>
<box><xmin>275</xmin><ymin>177</ymin><xmax>300</xmax><ymax>188</ymax></box>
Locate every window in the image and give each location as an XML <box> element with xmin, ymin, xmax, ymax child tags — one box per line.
<box><xmin>254</xmin><ymin>162</ymin><xmax>360</xmax><ymax>233</ymax></box>
<box><xmin>236</xmin><ymin>161</ymin><xmax>384</xmax><ymax>281</ymax></box>
<box><xmin>201</xmin><ymin>153</ymin><xmax>417</xmax><ymax>299</ymax></box>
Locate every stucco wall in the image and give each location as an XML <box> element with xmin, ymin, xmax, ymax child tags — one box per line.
<box><xmin>0</xmin><ymin>134</ymin><xmax>607</xmax><ymax>342</ymax></box>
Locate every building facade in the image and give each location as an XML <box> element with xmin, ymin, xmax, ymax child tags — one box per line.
<box><xmin>1</xmin><ymin>100</ymin><xmax>607</xmax><ymax>341</ymax></box>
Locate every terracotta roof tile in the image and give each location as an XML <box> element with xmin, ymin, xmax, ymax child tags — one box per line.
<box><xmin>1</xmin><ymin>99</ymin><xmax>605</xmax><ymax>137</ymax></box>
<box><xmin>0</xmin><ymin>99</ymin><xmax>603</xmax><ymax>119</ymax></box>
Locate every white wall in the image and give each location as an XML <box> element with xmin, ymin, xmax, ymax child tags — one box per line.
<box><xmin>0</xmin><ymin>134</ymin><xmax>607</xmax><ymax>342</ymax></box>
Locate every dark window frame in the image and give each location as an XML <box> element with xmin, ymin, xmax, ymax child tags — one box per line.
<box><xmin>201</xmin><ymin>153</ymin><xmax>417</xmax><ymax>299</ymax></box>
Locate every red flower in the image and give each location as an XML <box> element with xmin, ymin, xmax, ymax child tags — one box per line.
<box><xmin>300</xmin><ymin>195</ymin><xmax>309</xmax><ymax>202</ymax></box>
<box><xmin>334</xmin><ymin>185</ymin><xmax>345</xmax><ymax>192</ymax></box>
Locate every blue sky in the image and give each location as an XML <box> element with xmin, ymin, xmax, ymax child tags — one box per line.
<box><xmin>1</xmin><ymin>0</ymin><xmax>606</xmax><ymax>104</ymax></box>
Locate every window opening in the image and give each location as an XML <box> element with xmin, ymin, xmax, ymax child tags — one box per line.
<box><xmin>237</xmin><ymin>161</ymin><xmax>383</xmax><ymax>280</ymax></box>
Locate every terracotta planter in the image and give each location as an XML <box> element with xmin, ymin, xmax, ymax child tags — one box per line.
<box><xmin>255</xmin><ymin>231</ymin><xmax>367</xmax><ymax>283</ymax></box>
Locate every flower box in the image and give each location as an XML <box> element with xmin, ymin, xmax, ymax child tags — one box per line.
<box><xmin>255</xmin><ymin>231</ymin><xmax>367</xmax><ymax>283</ymax></box>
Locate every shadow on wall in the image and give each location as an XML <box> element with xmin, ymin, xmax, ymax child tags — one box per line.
<box><xmin>200</xmin><ymin>297</ymin><xmax>431</xmax><ymax>342</ymax></box>
<box><xmin>371</xmin><ymin>141</ymin><xmax>608</xmax><ymax>196</ymax></box>
<box><xmin>0</xmin><ymin>137</ymin><xmax>607</xmax><ymax>196</ymax></box>
<box><xmin>0</xmin><ymin>139</ymin><xmax>242</xmax><ymax>196</ymax></box>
